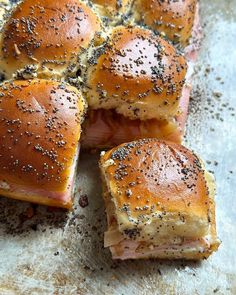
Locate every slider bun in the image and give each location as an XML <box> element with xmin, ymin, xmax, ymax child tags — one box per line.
<box><xmin>0</xmin><ymin>0</ymin><xmax>102</xmax><ymax>79</ymax></box>
<box><xmin>91</xmin><ymin>0</ymin><xmax>132</xmax><ymax>19</ymax></box>
<box><xmin>133</xmin><ymin>0</ymin><xmax>197</xmax><ymax>46</ymax></box>
<box><xmin>100</xmin><ymin>139</ymin><xmax>214</xmax><ymax>240</ymax></box>
<box><xmin>86</xmin><ymin>26</ymin><xmax>187</xmax><ymax>121</ymax></box>
<box><xmin>109</xmin><ymin>166</ymin><xmax>219</xmax><ymax>260</ymax></box>
<box><xmin>0</xmin><ymin>79</ymin><xmax>86</xmax><ymax>207</ymax></box>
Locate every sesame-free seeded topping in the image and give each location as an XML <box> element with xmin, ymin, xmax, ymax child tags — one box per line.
<box><xmin>0</xmin><ymin>0</ymin><xmax>102</xmax><ymax>78</ymax></box>
<box><xmin>0</xmin><ymin>79</ymin><xmax>86</xmax><ymax>191</ymax></box>
<box><xmin>86</xmin><ymin>26</ymin><xmax>187</xmax><ymax>121</ymax></box>
<box><xmin>103</xmin><ymin>138</ymin><xmax>210</xmax><ymax>232</ymax></box>
<box><xmin>134</xmin><ymin>0</ymin><xmax>197</xmax><ymax>46</ymax></box>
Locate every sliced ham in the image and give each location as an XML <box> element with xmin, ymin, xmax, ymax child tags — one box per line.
<box><xmin>81</xmin><ymin>2</ymin><xmax>201</xmax><ymax>149</ymax></box>
<box><xmin>81</xmin><ymin>3</ymin><xmax>200</xmax><ymax>149</ymax></box>
<box><xmin>185</xmin><ymin>3</ymin><xmax>202</xmax><ymax>62</ymax></box>
<box><xmin>82</xmin><ymin>84</ymin><xmax>191</xmax><ymax>149</ymax></box>
<box><xmin>110</xmin><ymin>237</ymin><xmax>211</xmax><ymax>260</ymax></box>
<box><xmin>0</xmin><ymin>145</ymin><xmax>80</xmax><ymax>207</ymax></box>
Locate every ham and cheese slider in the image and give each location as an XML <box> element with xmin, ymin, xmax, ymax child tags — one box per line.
<box><xmin>0</xmin><ymin>79</ymin><xmax>86</xmax><ymax>208</ymax></box>
<box><xmin>83</xmin><ymin>26</ymin><xmax>190</xmax><ymax>148</ymax></box>
<box><xmin>133</xmin><ymin>0</ymin><xmax>201</xmax><ymax>61</ymax></box>
<box><xmin>0</xmin><ymin>0</ymin><xmax>102</xmax><ymax>79</ymax></box>
<box><xmin>100</xmin><ymin>139</ymin><xmax>220</xmax><ymax>260</ymax></box>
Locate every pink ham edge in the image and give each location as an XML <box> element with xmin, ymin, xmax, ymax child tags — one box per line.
<box><xmin>0</xmin><ymin>145</ymin><xmax>80</xmax><ymax>206</ymax></box>
<box><xmin>110</xmin><ymin>238</ymin><xmax>211</xmax><ymax>260</ymax></box>
<box><xmin>82</xmin><ymin>109</ymin><xmax>141</xmax><ymax>148</ymax></box>
<box><xmin>176</xmin><ymin>82</ymin><xmax>191</xmax><ymax>132</ymax></box>
<box><xmin>82</xmin><ymin>3</ymin><xmax>201</xmax><ymax>148</ymax></box>
<box><xmin>82</xmin><ymin>81</ymin><xmax>191</xmax><ymax>148</ymax></box>
<box><xmin>102</xmin><ymin>2</ymin><xmax>202</xmax><ymax>259</ymax></box>
<box><xmin>184</xmin><ymin>2</ymin><xmax>202</xmax><ymax>62</ymax></box>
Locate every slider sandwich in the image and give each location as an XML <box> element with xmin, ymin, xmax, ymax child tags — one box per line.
<box><xmin>100</xmin><ymin>138</ymin><xmax>220</xmax><ymax>260</ymax></box>
<box><xmin>0</xmin><ymin>0</ymin><xmax>103</xmax><ymax>79</ymax></box>
<box><xmin>132</xmin><ymin>0</ymin><xmax>202</xmax><ymax>61</ymax></box>
<box><xmin>0</xmin><ymin>79</ymin><xmax>86</xmax><ymax>208</ymax></box>
<box><xmin>83</xmin><ymin>26</ymin><xmax>190</xmax><ymax>148</ymax></box>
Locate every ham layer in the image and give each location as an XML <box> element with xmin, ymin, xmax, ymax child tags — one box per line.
<box><xmin>82</xmin><ymin>4</ymin><xmax>201</xmax><ymax>149</ymax></box>
<box><xmin>0</xmin><ymin>146</ymin><xmax>80</xmax><ymax>208</ymax></box>
<box><xmin>184</xmin><ymin>3</ymin><xmax>202</xmax><ymax>62</ymax></box>
<box><xmin>82</xmin><ymin>84</ymin><xmax>191</xmax><ymax>148</ymax></box>
<box><xmin>109</xmin><ymin>237</ymin><xmax>211</xmax><ymax>260</ymax></box>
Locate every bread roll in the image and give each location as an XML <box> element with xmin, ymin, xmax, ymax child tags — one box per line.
<box><xmin>86</xmin><ymin>26</ymin><xmax>187</xmax><ymax>121</ymax></box>
<box><xmin>133</xmin><ymin>0</ymin><xmax>197</xmax><ymax>46</ymax></box>
<box><xmin>100</xmin><ymin>139</ymin><xmax>220</xmax><ymax>259</ymax></box>
<box><xmin>0</xmin><ymin>79</ymin><xmax>86</xmax><ymax>208</ymax></box>
<box><xmin>0</xmin><ymin>0</ymin><xmax>102</xmax><ymax>79</ymax></box>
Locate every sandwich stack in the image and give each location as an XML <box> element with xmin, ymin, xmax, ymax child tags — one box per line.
<box><xmin>0</xmin><ymin>0</ymin><xmax>220</xmax><ymax>260</ymax></box>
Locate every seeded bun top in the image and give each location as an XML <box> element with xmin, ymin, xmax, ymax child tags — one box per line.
<box><xmin>0</xmin><ymin>0</ymin><xmax>102</xmax><ymax>79</ymax></box>
<box><xmin>86</xmin><ymin>26</ymin><xmax>187</xmax><ymax>121</ymax></box>
<box><xmin>100</xmin><ymin>139</ymin><xmax>213</xmax><ymax>238</ymax></box>
<box><xmin>0</xmin><ymin>79</ymin><xmax>86</xmax><ymax>192</ymax></box>
<box><xmin>133</xmin><ymin>0</ymin><xmax>197</xmax><ymax>46</ymax></box>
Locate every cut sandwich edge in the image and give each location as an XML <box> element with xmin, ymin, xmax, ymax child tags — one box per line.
<box><xmin>100</xmin><ymin>148</ymin><xmax>220</xmax><ymax>260</ymax></box>
<box><xmin>0</xmin><ymin>145</ymin><xmax>81</xmax><ymax>209</ymax></box>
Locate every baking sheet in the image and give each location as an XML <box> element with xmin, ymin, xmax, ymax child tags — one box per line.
<box><xmin>0</xmin><ymin>0</ymin><xmax>235</xmax><ymax>294</ymax></box>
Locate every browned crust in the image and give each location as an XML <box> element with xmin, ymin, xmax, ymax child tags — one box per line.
<box><xmin>86</xmin><ymin>26</ymin><xmax>187</xmax><ymax>120</ymax></box>
<box><xmin>0</xmin><ymin>79</ymin><xmax>85</xmax><ymax>201</ymax></box>
<box><xmin>0</xmin><ymin>0</ymin><xmax>102</xmax><ymax>78</ymax></box>
<box><xmin>100</xmin><ymin>139</ymin><xmax>211</xmax><ymax>222</ymax></box>
<box><xmin>100</xmin><ymin>138</ymin><xmax>220</xmax><ymax>260</ymax></box>
<box><xmin>133</xmin><ymin>0</ymin><xmax>197</xmax><ymax>46</ymax></box>
<box><xmin>0</xmin><ymin>188</ymin><xmax>72</xmax><ymax>209</ymax></box>
<box><xmin>108</xmin><ymin>178</ymin><xmax>220</xmax><ymax>260</ymax></box>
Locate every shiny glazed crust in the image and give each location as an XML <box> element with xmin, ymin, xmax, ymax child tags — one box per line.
<box><xmin>100</xmin><ymin>139</ymin><xmax>210</xmax><ymax>227</ymax></box>
<box><xmin>133</xmin><ymin>0</ymin><xmax>197</xmax><ymax>46</ymax></box>
<box><xmin>0</xmin><ymin>0</ymin><xmax>102</xmax><ymax>79</ymax></box>
<box><xmin>0</xmin><ymin>79</ymin><xmax>86</xmax><ymax>208</ymax></box>
<box><xmin>100</xmin><ymin>139</ymin><xmax>220</xmax><ymax>259</ymax></box>
<box><xmin>86</xmin><ymin>26</ymin><xmax>187</xmax><ymax>121</ymax></box>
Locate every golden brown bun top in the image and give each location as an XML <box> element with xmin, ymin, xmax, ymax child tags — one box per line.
<box><xmin>91</xmin><ymin>0</ymin><xmax>132</xmax><ymax>18</ymax></box>
<box><xmin>0</xmin><ymin>0</ymin><xmax>102</xmax><ymax>78</ymax></box>
<box><xmin>100</xmin><ymin>139</ymin><xmax>210</xmax><ymax>222</ymax></box>
<box><xmin>0</xmin><ymin>79</ymin><xmax>86</xmax><ymax>191</ymax></box>
<box><xmin>86</xmin><ymin>26</ymin><xmax>187</xmax><ymax>121</ymax></box>
<box><xmin>133</xmin><ymin>0</ymin><xmax>197</xmax><ymax>46</ymax></box>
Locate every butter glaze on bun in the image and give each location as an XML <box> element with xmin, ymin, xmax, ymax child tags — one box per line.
<box><xmin>133</xmin><ymin>0</ymin><xmax>197</xmax><ymax>46</ymax></box>
<box><xmin>90</xmin><ymin>0</ymin><xmax>132</xmax><ymax>21</ymax></box>
<box><xmin>0</xmin><ymin>0</ymin><xmax>102</xmax><ymax>79</ymax></box>
<box><xmin>86</xmin><ymin>26</ymin><xmax>187</xmax><ymax>121</ymax></box>
<box><xmin>100</xmin><ymin>139</ymin><xmax>220</xmax><ymax>260</ymax></box>
<box><xmin>0</xmin><ymin>79</ymin><xmax>86</xmax><ymax>208</ymax></box>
